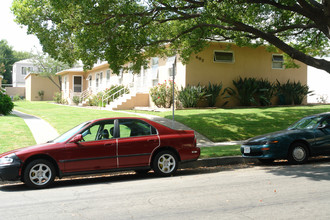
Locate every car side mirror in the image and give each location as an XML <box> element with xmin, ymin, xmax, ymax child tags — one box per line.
<box><xmin>69</xmin><ymin>134</ymin><xmax>83</xmax><ymax>143</ymax></box>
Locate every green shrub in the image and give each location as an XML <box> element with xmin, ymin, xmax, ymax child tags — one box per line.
<box><xmin>38</xmin><ymin>90</ymin><xmax>44</xmax><ymax>101</ymax></box>
<box><xmin>276</xmin><ymin>80</ymin><xmax>312</xmax><ymax>105</ymax></box>
<box><xmin>228</xmin><ymin>77</ymin><xmax>258</xmax><ymax>106</ymax></box>
<box><xmin>53</xmin><ymin>92</ymin><xmax>62</xmax><ymax>104</ymax></box>
<box><xmin>87</xmin><ymin>92</ymin><xmax>104</xmax><ymax>106</ymax></box>
<box><xmin>255</xmin><ymin>79</ymin><xmax>275</xmax><ymax>106</ymax></box>
<box><xmin>72</xmin><ymin>96</ymin><xmax>80</xmax><ymax>105</ymax></box>
<box><xmin>0</xmin><ymin>89</ymin><xmax>14</xmax><ymax>115</ymax></box>
<box><xmin>53</xmin><ymin>92</ymin><xmax>67</xmax><ymax>104</ymax></box>
<box><xmin>150</xmin><ymin>80</ymin><xmax>177</xmax><ymax>108</ymax></box>
<box><xmin>178</xmin><ymin>84</ymin><xmax>206</xmax><ymax>108</ymax></box>
<box><xmin>205</xmin><ymin>82</ymin><xmax>225</xmax><ymax>107</ymax></box>
<box><xmin>13</xmin><ymin>94</ymin><xmax>22</xmax><ymax>101</ymax></box>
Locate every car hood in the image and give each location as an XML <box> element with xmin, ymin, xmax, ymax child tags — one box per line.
<box><xmin>244</xmin><ymin>129</ymin><xmax>304</xmax><ymax>144</ymax></box>
<box><xmin>0</xmin><ymin>142</ymin><xmax>57</xmax><ymax>157</ymax></box>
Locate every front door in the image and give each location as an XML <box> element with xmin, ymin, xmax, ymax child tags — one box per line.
<box><xmin>63</xmin><ymin>120</ymin><xmax>117</xmax><ymax>173</ymax></box>
<box><xmin>73</xmin><ymin>76</ymin><xmax>82</xmax><ymax>93</ymax></box>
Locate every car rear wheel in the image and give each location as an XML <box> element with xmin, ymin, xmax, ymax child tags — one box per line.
<box><xmin>23</xmin><ymin>159</ymin><xmax>55</xmax><ymax>189</ymax></box>
<box><xmin>153</xmin><ymin>151</ymin><xmax>178</xmax><ymax>177</ymax></box>
<box><xmin>288</xmin><ymin>143</ymin><xmax>309</xmax><ymax>164</ymax></box>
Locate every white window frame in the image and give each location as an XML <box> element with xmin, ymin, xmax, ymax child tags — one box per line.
<box><xmin>213</xmin><ymin>50</ymin><xmax>235</xmax><ymax>63</ymax></box>
<box><xmin>73</xmin><ymin>75</ymin><xmax>83</xmax><ymax>93</ymax></box>
<box><xmin>272</xmin><ymin>54</ymin><xmax>284</xmax><ymax>69</ymax></box>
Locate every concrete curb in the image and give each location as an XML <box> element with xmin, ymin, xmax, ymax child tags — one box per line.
<box><xmin>179</xmin><ymin>156</ymin><xmax>258</xmax><ymax>169</ymax></box>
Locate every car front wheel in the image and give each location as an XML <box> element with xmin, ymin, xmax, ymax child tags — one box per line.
<box><xmin>23</xmin><ymin>159</ymin><xmax>56</xmax><ymax>189</ymax></box>
<box><xmin>153</xmin><ymin>151</ymin><xmax>178</xmax><ymax>177</ymax></box>
<box><xmin>288</xmin><ymin>143</ymin><xmax>309</xmax><ymax>164</ymax></box>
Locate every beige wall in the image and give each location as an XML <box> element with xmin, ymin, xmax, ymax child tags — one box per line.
<box><xmin>186</xmin><ymin>43</ymin><xmax>307</xmax><ymax>106</ymax></box>
<box><xmin>25</xmin><ymin>74</ymin><xmax>61</xmax><ymax>101</ymax></box>
<box><xmin>5</xmin><ymin>87</ymin><xmax>25</xmax><ymax>97</ymax></box>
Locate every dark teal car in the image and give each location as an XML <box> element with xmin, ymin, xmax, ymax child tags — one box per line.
<box><xmin>241</xmin><ymin>112</ymin><xmax>330</xmax><ymax>164</ymax></box>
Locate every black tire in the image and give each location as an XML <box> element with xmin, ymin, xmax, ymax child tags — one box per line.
<box><xmin>288</xmin><ymin>142</ymin><xmax>309</xmax><ymax>164</ymax></box>
<box><xmin>258</xmin><ymin>159</ymin><xmax>274</xmax><ymax>164</ymax></box>
<box><xmin>152</xmin><ymin>150</ymin><xmax>178</xmax><ymax>177</ymax></box>
<box><xmin>23</xmin><ymin>159</ymin><xmax>56</xmax><ymax>189</ymax></box>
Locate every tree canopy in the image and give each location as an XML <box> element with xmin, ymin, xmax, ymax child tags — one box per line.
<box><xmin>11</xmin><ymin>0</ymin><xmax>330</xmax><ymax>73</ymax></box>
<box><xmin>0</xmin><ymin>40</ymin><xmax>33</xmax><ymax>84</ymax></box>
<box><xmin>31</xmin><ymin>51</ymin><xmax>73</xmax><ymax>90</ymax></box>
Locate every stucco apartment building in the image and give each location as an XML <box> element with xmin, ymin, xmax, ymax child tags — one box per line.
<box><xmin>56</xmin><ymin>42</ymin><xmax>307</xmax><ymax>109</ymax></box>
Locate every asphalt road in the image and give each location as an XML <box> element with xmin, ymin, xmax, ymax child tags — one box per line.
<box><xmin>1</xmin><ymin>160</ymin><xmax>330</xmax><ymax>220</ymax></box>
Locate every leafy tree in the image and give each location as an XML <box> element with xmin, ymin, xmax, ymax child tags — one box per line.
<box><xmin>11</xmin><ymin>0</ymin><xmax>330</xmax><ymax>73</ymax></box>
<box><xmin>0</xmin><ymin>40</ymin><xmax>34</xmax><ymax>84</ymax></box>
<box><xmin>31</xmin><ymin>51</ymin><xmax>74</xmax><ymax>90</ymax></box>
<box><xmin>0</xmin><ymin>40</ymin><xmax>15</xmax><ymax>84</ymax></box>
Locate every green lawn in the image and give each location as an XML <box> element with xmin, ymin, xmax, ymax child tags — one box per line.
<box><xmin>129</xmin><ymin>105</ymin><xmax>330</xmax><ymax>142</ymax></box>
<box><xmin>0</xmin><ymin>115</ymin><xmax>36</xmax><ymax>153</ymax></box>
<box><xmin>14</xmin><ymin>101</ymin><xmax>137</xmax><ymax>134</ymax></box>
<box><xmin>200</xmin><ymin>145</ymin><xmax>241</xmax><ymax>158</ymax></box>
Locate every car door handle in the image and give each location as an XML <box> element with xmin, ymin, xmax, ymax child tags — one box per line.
<box><xmin>147</xmin><ymin>139</ymin><xmax>157</xmax><ymax>142</ymax></box>
<box><xmin>105</xmin><ymin>143</ymin><xmax>116</xmax><ymax>147</ymax></box>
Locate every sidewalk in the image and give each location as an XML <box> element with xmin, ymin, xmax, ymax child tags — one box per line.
<box><xmin>118</xmin><ymin>110</ymin><xmax>244</xmax><ymax>147</ymax></box>
<box><xmin>13</xmin><ymin>110</ymin><xmax>59</xmax><ymax>144</ymax></box>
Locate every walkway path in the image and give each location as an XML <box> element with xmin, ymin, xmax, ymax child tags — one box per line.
<box><xmin>13</xmin><ymin>110</ymin><xmax>59</xmax><ymax>145</ymax></box>
<box><xmin>118</xmin><ymin>110</ymin><xmax>243</xmax><ymax>147</ymax></box>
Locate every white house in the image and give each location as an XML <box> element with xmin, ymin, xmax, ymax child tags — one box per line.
<box><xmin>12</xmin><ymin>59</ymin><xmax>39</xmax><ymax>87</ymax></box>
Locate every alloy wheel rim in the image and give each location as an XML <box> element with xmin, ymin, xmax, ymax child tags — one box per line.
<box><xmin>158</xmin><ymin>154</ymin><xmax>176</xmax><ymax>173</ymax></box>
<box><xmin>29</xmin><ymin>163</ymin><xmax>52</xmax><ymax>186</ymax></box>
<box><xmin>293</xmin><ymin>146</ymin><xmax>306</xmax><ymax>161</ymax></box>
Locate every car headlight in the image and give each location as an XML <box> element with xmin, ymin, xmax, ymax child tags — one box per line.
<box><xmin>0</xmin><ymin>153</ymin><xmax>15</xmax><ymax>165</ymax></box>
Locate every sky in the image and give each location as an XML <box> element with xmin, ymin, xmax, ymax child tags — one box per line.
<box><xmin>0</xmin><ymin>0</ymin><xmax>42</xmax><ymax>52</ymax></box>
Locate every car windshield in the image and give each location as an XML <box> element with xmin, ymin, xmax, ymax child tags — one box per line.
<box><xmin>288</xmin><ymin>116</ymin><xmax>322</xmax><ymax>130</ymax></box>
<box><xmin>51</xmin><ymin>122</ymin><xmax>91</xmax><ymax>143</ymax></box>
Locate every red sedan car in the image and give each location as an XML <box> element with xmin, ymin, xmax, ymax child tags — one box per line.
<box><xmin>0</xmin><ymin>117</ymin><xmax>200</xmax><ymax>188</ymax></box>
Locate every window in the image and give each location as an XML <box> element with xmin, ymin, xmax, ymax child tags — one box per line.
<box><xmin>272</xmin><ymin>54</ymin><xmax>284</xmax><ymax>69</ymax></box>
<box><xmin>22</xmin><ymin>67</ymin><xmax>33</xmax><ymax>75</ymax></box>
<box><xmin>106</xmin><ymin>70</ymin><xmax>110</xmax><ymax>81</ymax></box>
<box><xmin>214</xmin><ymin>51</ymin><xmax>234</xmax><ymax>63</ymax></box>
<box><xmin>87</xmin><ymin>74</ymin><xmax>92</xmax><ymax>87</ymax></box>
<box><xmin>73</xmin><ymin>76</ymin><xmax>82</xmax><ymax>92</ymax></box>
<box><xmin>100</xmin><ymin>72</ymin><xmax>103</xmax><ymax>84</ymax></box>
<box><xmin>119</xmin><ymin>119</ymin><xmax>157</xmax><ymax>138</ymax></box>
<box><xmin>81</xmin><ymin>120</ymin><xmax>115</xmax><ymax>142</ymax></box>
<box><xmin>63</xmin><ymin>76</ymin><xmax>68</xmax><ymax>92</ymax></box>
<box><xmin>96</xmin><ymin>73</ymin><xmax>99</xmax><ymax>88</ymax></box>
<box><xmin>151</xmin><ymin>57</ymin><xmax>159</xmax><ymax>66</ymax></box>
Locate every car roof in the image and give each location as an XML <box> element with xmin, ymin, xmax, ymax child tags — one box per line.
<box><xmin>88</xmin><ymin>117</ymin><xmax>150</xmax><ymax>123</ymax></box>
<box><xmin>305</xmin><ymin>112</ymin><xmax>330</xmax><ymax>118</ymax></box>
